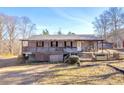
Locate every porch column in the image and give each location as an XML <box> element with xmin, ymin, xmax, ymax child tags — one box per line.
<box><xmin>102</xmin><ymin>40</ymin><xmax>103</xmax><ymax>53</ymax></box>
<box><xmin>96</xmin><ymin>41</ymin><xmax>98</xmax><ymax>51</ymax></box>
<box><xmin>36</xmin><ymin>41</ymin><xmax>37</xmax><ymax>53</ymax></box>
<box><xmin>21</xmin><ymin>40</ymin><xmax>23</xmax><ymax>55</ymax></box>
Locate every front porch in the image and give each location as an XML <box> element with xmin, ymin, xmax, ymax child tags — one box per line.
<box><xmin>21</xmin><ymin>40</ymin><xmax>104</xmax><ymax>54</ymax></box>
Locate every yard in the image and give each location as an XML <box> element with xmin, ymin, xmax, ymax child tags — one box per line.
<box><xmin>0</xmin><ymin>57</ymin><xmax>124</xmax><ymax>85</ymax></box>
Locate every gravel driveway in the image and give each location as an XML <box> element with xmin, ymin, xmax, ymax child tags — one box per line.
<box><xmin>0</xmin><ymin>63</ymin><xmax>55</xmax><ymax>84</ymax></box>
<box><xmin>0</xmin><ymin>57</ymin><xmax>18</xmax><ymax>68</ymax></box>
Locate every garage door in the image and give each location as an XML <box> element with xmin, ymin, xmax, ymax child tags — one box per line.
<box><xmin>35</xmin><ymin>53</ymin><xmax>49</xmax><ymax>61</ymax></box>
<box><xmin>50</xmin><ymin>55</ymin><xmax>63</xmax><ymax>62</ymax></box>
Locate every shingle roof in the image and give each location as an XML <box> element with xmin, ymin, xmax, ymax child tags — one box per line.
<box><xmin>21</xmin><ymin>34</ymin><xmax>103</xmax><ymax>41</ymax></box>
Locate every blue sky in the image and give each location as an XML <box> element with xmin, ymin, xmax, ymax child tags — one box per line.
<box><xmin>0</xmin><ymin>7</ymin><xmax>108</xmax><ymax>34</ymax></box>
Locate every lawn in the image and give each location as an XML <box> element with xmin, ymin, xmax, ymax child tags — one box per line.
<box><xmin>0</xmin><ymin>60</ymin><xmax>124</xmax><ymax>85</ymax></box>
<box><xmin>36</xmin><ymin>62</ymin><xmax>124</xmax><ymax>85</ymax></box>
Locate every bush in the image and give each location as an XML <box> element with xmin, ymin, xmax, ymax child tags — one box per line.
<box><xmin>66</xmin><ymin>55</ymin><xmax>80</xmax><ymax>65</ymax></box>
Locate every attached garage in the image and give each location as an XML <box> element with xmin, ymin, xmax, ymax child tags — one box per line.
<box><xmin>35</xmin><ymin>53</ymin><xmax>49</xmax><ymax>62</ymax></box>
<box><xmin>50</xmin><ymin>55</ymin><xmax>63</xmax><ymax>62</ymax></box>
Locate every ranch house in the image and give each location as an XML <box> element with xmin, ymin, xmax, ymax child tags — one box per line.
<box><xmin>21</xmin><ymin>35</ymin><xmax>104</xmax><ymax>62</ymax></box>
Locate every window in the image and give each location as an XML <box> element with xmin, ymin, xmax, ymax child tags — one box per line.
<box><xmin>51</xmin><ymin>41</ymin><xmax>53</xmax><ymax>47</ymax></box>
<box><xmin>71</xmin><ymin>41</ymin><xmax>73</xmax><ymax>48</ymax></box>
<box><xmin>51</xmin><ymin>41</ymin><xmax>58</xmax><ymax>47</ymax></box>
<box><xmin>37</xmin><ymin>41</ymin><xmax>44</xmax><ymax>47</ymax></box>
<box><xmin>56</xmin><ymin>41</ymin><xmax>58</xmax><ymax>47</ymax></box>
<box><xmin>64</xmin><ymin>41</ymin><xmax>66</xmax><ymax>47</ymax></box>
<box><xmin>22</xmin><ymin>41</ymin><xmax>28</xmax><ymax>47</ymax></box>
<box><xmin>36</xmin><ymin>42</ymin><xmax>38</xmax><ymax>47</ymax></box>
<box><xmin>42</xmin><ymin>41</ymin><xmax>44</xmax><ymax>47</ymax></box>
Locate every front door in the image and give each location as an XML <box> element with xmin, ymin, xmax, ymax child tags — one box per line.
<box><xmin>77</xmin><ymin>41</ymin><xmax>82</xmax><ymax>51</ymax></box>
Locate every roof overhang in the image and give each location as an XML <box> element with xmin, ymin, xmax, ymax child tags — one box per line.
<box><xmin>20</xmin><ymin>39</ymin><xmax>104</xmax><ymax>41</ymax></box>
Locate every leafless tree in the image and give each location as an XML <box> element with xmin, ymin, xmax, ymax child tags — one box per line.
<box><xmin>19</xmin><ymin>16</ymin><xmax>36</xmax><ymax>39</ymax></box>
<box><xmin>99</xmin><ymin>12</ymin><xmax>109</xmax><ymax>40</ymax></box>
<box><xmin>0</xmin><ymin>14</ymin><xmax>6</xmax><ymax>54</ymax></box>
<box><xmin>92</xmin><ymin>17</ymin><xmax>103</xmax><ymax>38</ymax></box>
<box><xmin>92</xmin><ymin>12</ymin><xmax>109</xmax><ymax>40</ymax></box>
<box><xmin>93</xmin><ymin>7</ymin><xmax>124</xmax><ymax>48</ymax></box>
<box><xmin>0</xmin><ymin>14</ymin><xmax>36</xmax><ymax>55</ymax></box>
<box><xmin>105</xmin><ymin>7</ymin><xmax>124</xmax><ymax>47</ymax></box>
<box><xmin>5</xmin><ymin>15</ymin><xmax>19</xmax><ymax>54</ymax></box>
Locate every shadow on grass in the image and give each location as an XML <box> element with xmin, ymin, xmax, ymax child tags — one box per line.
<box><xmin>0</xmin><ymin>68</ymin><xmax>120</xmax><ymax>85</ymax></box>
<box><xmin>50</xmin><ymin>63</ymin><xmax>100</xmax><ymax>69</ymax></box>
<box><xmin>90</xmin><ymin>72</ymin><xmax>120</xmax><ymax>79</ymax></box>
<box><xmin>0</xmin><ymin>61</ymin><xmax>123</xmax><ymax>85</ymax></box>
<box><xmin>48</xmin><ymin>71</ymin><xmax>120</xmax><ymax>85</ymax></box>
<box><xmin>79</xmin><ymin>64</ymin><xmax>100</xmax><ymax>68</ymax></box>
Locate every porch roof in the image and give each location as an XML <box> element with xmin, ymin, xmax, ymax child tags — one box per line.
<box><xmin>21</xmin><ymin>34</ymin><xmax>103</xmax><ymax>41</ymax></box>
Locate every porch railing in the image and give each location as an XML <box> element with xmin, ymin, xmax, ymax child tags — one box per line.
<box><xmin>22</xmin><ymin>47</ymin><xmax>77</xmax><ymax>53</ymax></box>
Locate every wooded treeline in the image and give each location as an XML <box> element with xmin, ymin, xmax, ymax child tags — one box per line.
<box><xmin>92</xmin><ymin>7</ymin><xmax>124</xmax><ymax>48</ymax></box>
<box><xmin>0</xmin><ymin>13</ymin><xmax>36</xmax><ymax>55</ymax></box>
<box><xmin>0</xmin><ymin>13</ymin><xmax>75</xmax><ymax>56</ymax></box>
